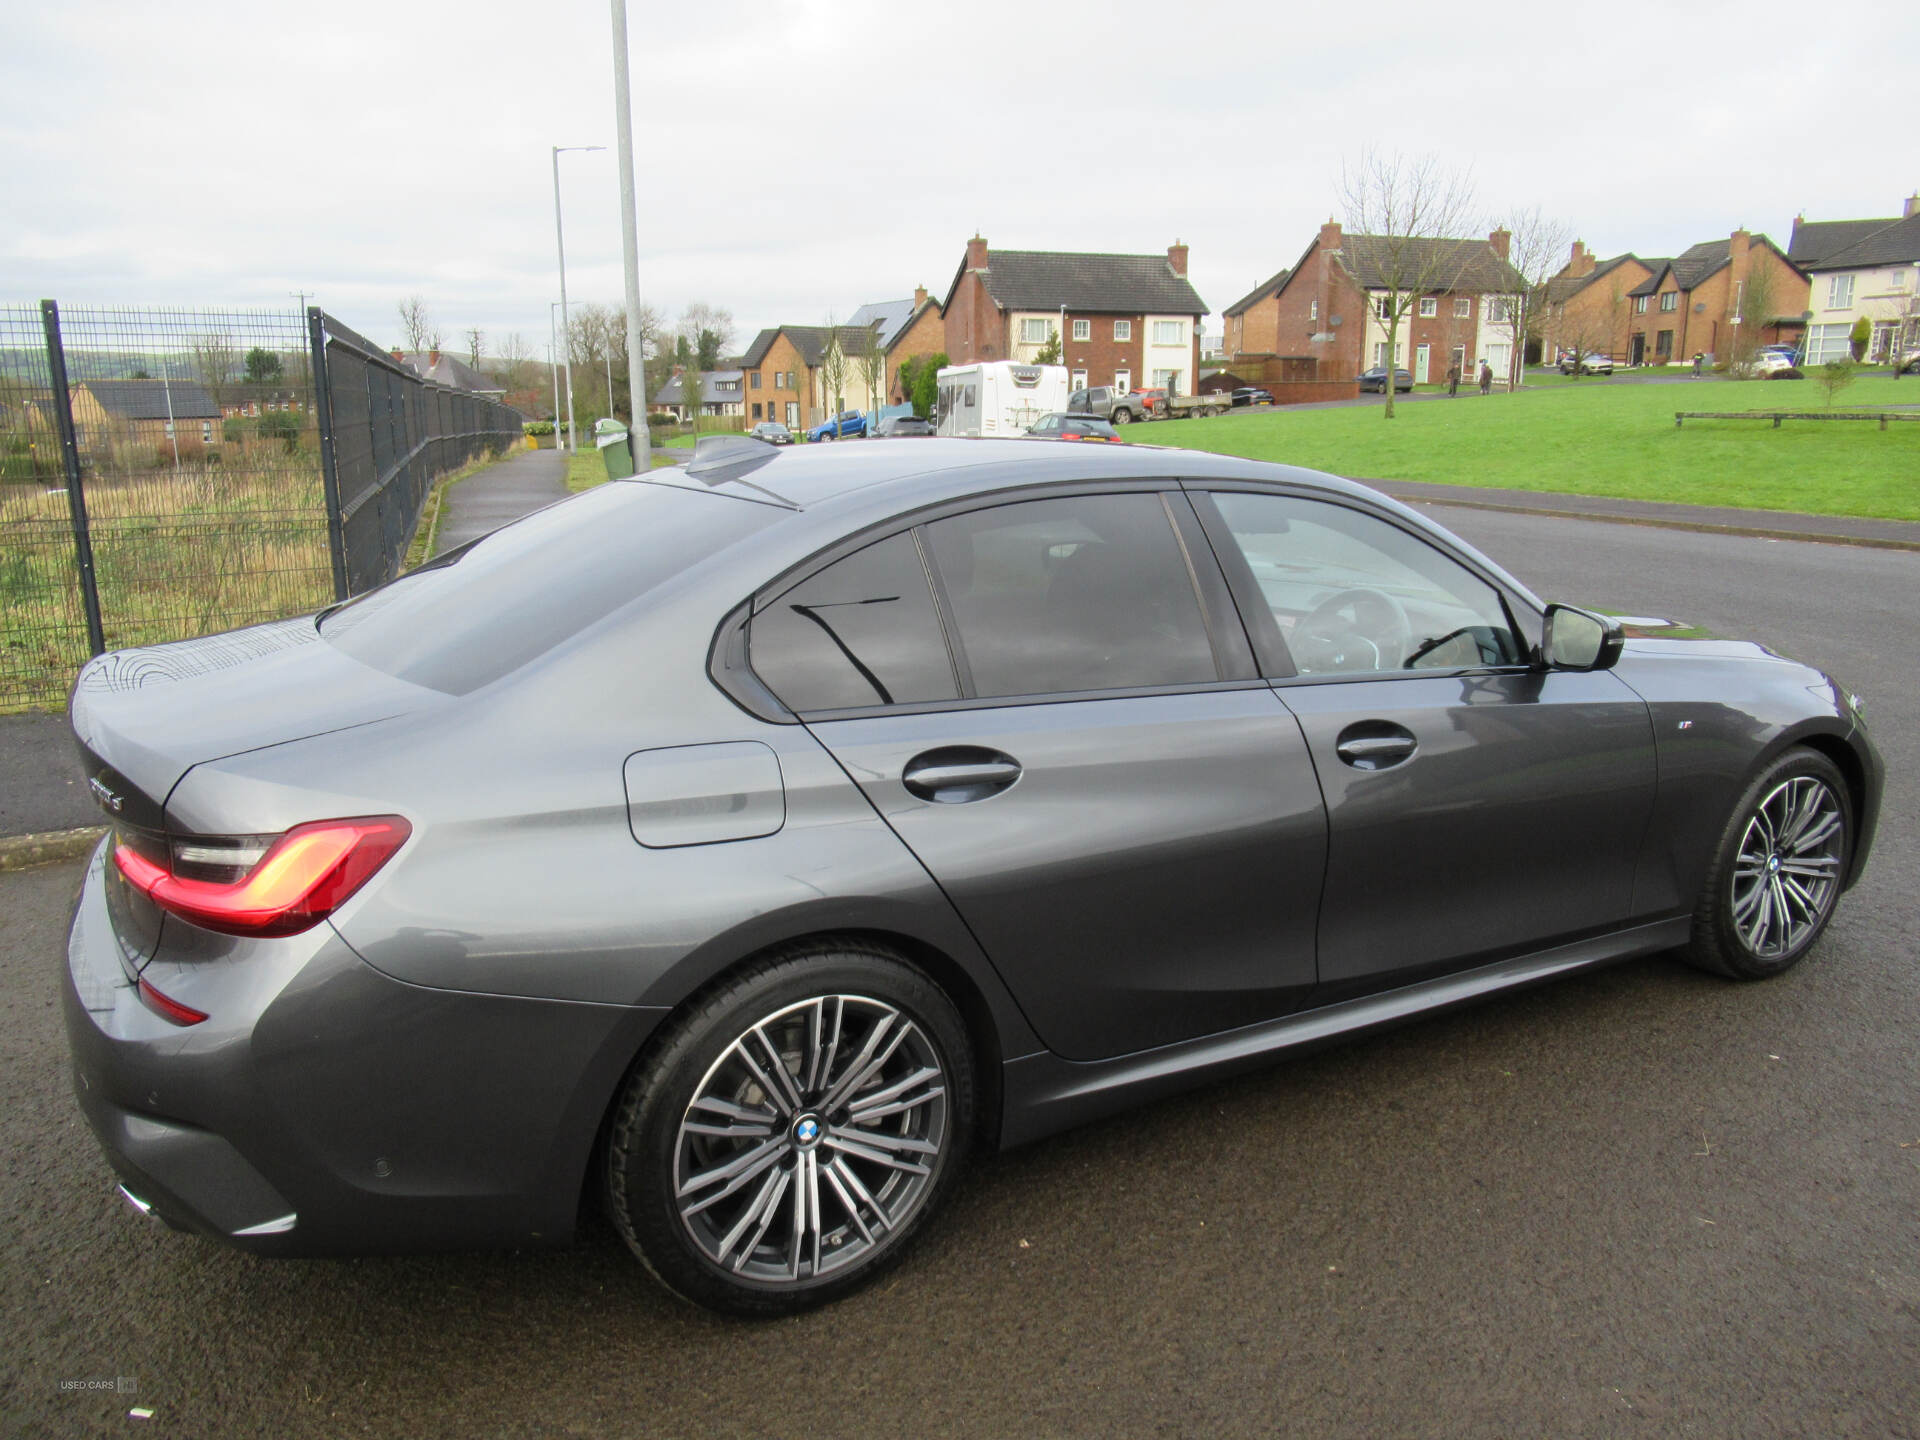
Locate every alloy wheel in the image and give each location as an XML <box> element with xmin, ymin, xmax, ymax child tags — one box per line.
<box><xmin>1730</xmin><ymin>775</ymin><xmax>1844</xmax><ymax>960</ymax></box>
<box><xmin>672</xmin><ymin>994</ymin><xmax>949</xmax><ymax>1285</ymax></box>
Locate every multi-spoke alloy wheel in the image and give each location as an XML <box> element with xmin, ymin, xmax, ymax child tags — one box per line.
<box><xmin>674</xmin><ymin>995</ymin><xmax>949</xmax><ymax>1283</ymax></box>
<box><xmin>1729</xmin><ymin>776</ymin><xmax>1844</xmax><ymax>960</ymax></box>
<box><xmin>1684</xmin><ymin>748</ymin><xmax>1852</xmax><ymax>980</ymax></box>
<box><xmin>606</xmin><ymin>946</ymin><xmax>972</xmax><ymax>1315</ymax></box>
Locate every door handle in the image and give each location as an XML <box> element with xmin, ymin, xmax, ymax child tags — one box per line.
<box><xmin>902</xmin><ymin>748</ymin><xmax>1022</xmax><ymax>803</ymax></box>
<box><xmin>1334</xmin><ymin>724</ymin><xmax>1417</xmax><ymax>771</ymax></box>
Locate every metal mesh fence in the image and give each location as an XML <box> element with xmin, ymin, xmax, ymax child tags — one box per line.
<box><xmin>315</xmin><ymin>314</ymin><xmax>524</xmax><ymax>595</ymax></box>
<box><xmin>0</xmin><ymin>302</ymin><xmax>522</xmax><ymax>713</ymax></box>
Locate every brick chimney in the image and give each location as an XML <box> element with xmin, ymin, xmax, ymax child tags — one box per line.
<box><xmin>428</xmin><ymin>348</ymin><xmax>440</xmax><ymax>368</ymax></box>
<box><xmin>966</xmin><ymin>234</ymin><xmax>989</xmax><ymax>271</ymax></box>
<box><xmin>1729</xmin><ymin>228</ymin><xmax>1751</xmax><ymax>281</ymax></box>
<box><xmin>1489</xmin><ymin>227</ymin><xmax>1512</xmax><ymax>261</ymax></box>
<box><xmin>1168</xmin><ymin>239</ymin><xmax>1189</xmax><ymax>276</ymax></box>
<box><xmin>391</xmin><ymin>347</ymin><xmax>405</xmax><ymax>363</ymax></box>
<box><xmin>1318</xmin><ymin>219</ymin><xmax>1343</xmax><ymax>252</ymax></box>
<box><xmin>913</xmin><ymin>285</ymin><xmax>928</xmax><ymax>309</ymax></box>
<box><xmin>1905</xmin><ymin>193</ymin><xmax>1920</xmax><ymax>219</ymax></box>
<box><xmin>1567</xmin><ymin>240</ymin><xmax>1595</xmax><ymax>278</ymax></box>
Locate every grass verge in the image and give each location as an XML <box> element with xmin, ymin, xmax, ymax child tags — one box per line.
<box><xmin>1134</xmin><ymin>376</ymin><xmax>1920</xmax><ymax>519</ymax></box>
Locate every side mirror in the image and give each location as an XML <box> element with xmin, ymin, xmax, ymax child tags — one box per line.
<box><xmin>1541</xmin><ymin>604</ymin><xmax>1624</xmax><ymax>672</ymax></box>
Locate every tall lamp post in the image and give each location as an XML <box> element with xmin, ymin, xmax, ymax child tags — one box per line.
<box><xmin>551</xmin><ymin>143</ymin><xmax>604</xmax><ymax>454</ymax></box>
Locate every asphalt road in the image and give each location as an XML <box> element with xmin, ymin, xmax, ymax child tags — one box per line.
<box><xmin>4</xmin><ymin>508</ymin><xmax>1916</xmax><ymax>1438</ymax></box>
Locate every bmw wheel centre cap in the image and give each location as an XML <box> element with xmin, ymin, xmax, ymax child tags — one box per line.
<box><xmin>792</xmin><ymin>1114</ymin><xmax>823</xmax><ymax>1149</ymax></box>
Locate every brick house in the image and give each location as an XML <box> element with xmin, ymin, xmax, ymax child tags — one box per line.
<box><xmin>879</xmin><ymin>287</ymin><xmax>947</xmax><ymax>404</ymax></box>
<box><xmin>649</xmin><ymin>368</ymin><xmax>747</xmax><ymax>421</ymax></box>
<box><xmin>940</xmin><ymin>236</ymin><xmax>1207</xmax><ymax>397</ymax></box>
<box><xmin>1262</xmin><ymin>222</ymin><xmax>1525</xmax><ymax>385</ymax></box>
<box><xmin>1540</xmin><ymin>242</ymin><xmax>1656</xmax><ymax>364</ymax></box>
<box><xmin>1790</xmin><ymin>197</ymin><xmax>1920</xmax><ymax>365</ymax></box>
<box><xmin>737</xmin><ymin>325</ymin><xmax>887</xmax><ymax>429</ymax></box>
<box><xmin>64</xmin><ymin>379</ymin><xmax>223</xmax><ymax>458</ymax></box>
<box><xmin>1221</xmin><ymin>268</ymin><xmax>1290</xmax><ymax>358</ymax></box>
<box><xmin>1620</xmin><ymin>231</ymin><xmax>1807</xmax><ymax>366</ymax></box>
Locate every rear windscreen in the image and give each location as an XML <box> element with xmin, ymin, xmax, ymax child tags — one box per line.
<box><xmin>320</xmin><ymin>481</ymin><xmax>779</xmax><ymax>694</ymax></box>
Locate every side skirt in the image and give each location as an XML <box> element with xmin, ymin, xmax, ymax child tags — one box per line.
<box><xmin>996</xmin><ymin>917</ymin><xmax>1691</xmax><ymax>1149</ymax></box>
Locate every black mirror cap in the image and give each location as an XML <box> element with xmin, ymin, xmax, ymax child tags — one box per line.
<box><xmin>1541</xmin><ymin>604</ymin><xmax>1624</xmax><ymax>672</ymax></box>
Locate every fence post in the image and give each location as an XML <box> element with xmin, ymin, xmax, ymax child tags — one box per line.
<box><xmin>307</xmin><ymin>307</ymin><xmax>350</xmax><ymax>601</ymax></box>
<box><xmin>41</xmin><ymin>300</ymin><xmax>107</xmax><ymax>657</ymax></box>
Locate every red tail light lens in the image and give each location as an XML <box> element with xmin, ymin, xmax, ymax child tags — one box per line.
<box><xmin>137</xmin><ymin>977</ymin><xmax>209</xmax><ymax>1026</ymax></box>
<box><xmin>114</xmin><ymin>816</ymin><xmax>411</xmax><ymax>938</ymax></box>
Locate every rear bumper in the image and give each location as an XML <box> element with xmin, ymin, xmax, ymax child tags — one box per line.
<box><xmin>62</xmin><ymin>840</ymin><xmax>666</xmax><ymax>1255</ymax></box>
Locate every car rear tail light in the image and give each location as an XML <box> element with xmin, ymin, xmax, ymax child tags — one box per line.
<box><xmin>114</xmin><ymin>816</ymin><xmax>411</xmax><ymax>938</ymax></box>
<box><xmin>137</xmin><ymin>976</ymin><xmax>209</xmax><ymax>1026</ymax></box>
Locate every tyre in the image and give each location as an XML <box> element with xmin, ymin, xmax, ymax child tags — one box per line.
<box><xmin>605</xmin><ymin>942</ymin><xmax>974</xmax><ymax>1316</ymax></box>
<box><xmin>1112</xmin><ymin>408</ymin><xmax>1132</xmax><ymax>424</ymax></box>
<box><xmin>1680</xmin><ymin>747</ymin><xmax>1851</xmax><ymax>980</ymax></box>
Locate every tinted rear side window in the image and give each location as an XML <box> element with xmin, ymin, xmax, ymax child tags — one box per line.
<box><xmin>750</xmin><ymin>533</ymin><xmax>958</xmax><ymax>711</ymax></box>
<box><xmin>321</xmin><ymin>482</ymin><xmax>778</xmax><ymax>694</ymax></box>
<box><xmin>924</xmin><ymin>494</ymin><xmax>1217</xmax><ymax>698</ymax></box>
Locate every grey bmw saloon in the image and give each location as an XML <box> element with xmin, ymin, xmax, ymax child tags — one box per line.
<box><xmin>63</xmin><ymin>437</ymin><xmax>1881</xmax><ymax>1314</ymax></box>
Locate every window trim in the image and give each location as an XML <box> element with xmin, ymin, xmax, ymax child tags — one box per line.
<box><xmin>1113</xmin><ymin>320</ymin><xmax>1132</xmax><ymax>342</ymax></box>
<box><xmin>1071</xmin><ymin>318</ymin><xmax>1091</xmax><ymax>342</ymax></box>
<box><xmin>725</xmin><ymin>480</ymin><xmax>1257</xmax><ymax>719</ymax></box>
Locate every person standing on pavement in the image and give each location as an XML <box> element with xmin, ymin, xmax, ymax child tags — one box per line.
<box><xmin>1692</xmin><ymin>352</ymin><xmax>1705</xmax><ymax>377</ymax></box>
<box><xmin>1478</xmin><ymin>361</ymin><xmax>1493</xmax><ymax>395</ymax></box>
<box><xmin>1446</xmin><ymin>361</ymin><xmax>1461</xmax><ymax>397</ymax></box>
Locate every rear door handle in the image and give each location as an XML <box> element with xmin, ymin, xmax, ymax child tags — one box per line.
<box><xmin>1335</xmin><ymin>724</ymin><xmax>1417</xmax><ymax>770</ymax></box>
<box><xmin>902</xmin><ymin>748</ymin><xmax>1022</xmax><ymax>803</ymax></box>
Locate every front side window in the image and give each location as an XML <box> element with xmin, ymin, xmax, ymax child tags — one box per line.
<box><xmin>1207</xmin><ymin>491</ymin><xmax>1522</xmax><ymax>677</ymax></box>
<box><xmin>1113</xmin><ymin>320</ymin><xmax>1132</xmax><ymax>342</ymax></box>
<box><xmin>751</xmin><ymin>372</ymin><xmax>762</xmax><ymax>388</ymax></box>
<box><xmin>750</xmin><ymin>533</ymin><xmax>957</xmax><ymax>712</ymax></box>
<box><xmin>1634</xmin><ymin>296</ymin><xmax>1648</xmax><ymax>314</ymax></box>
<box><xmin>1660</xmin><ymin>291</ymin><xmax>1678</xmax><ymax>312</ymax></box>
<box><xmin>1309</xmin><ymin>299</ymin><xmax>1319</xmax><ymax>321</ymax></box>
<box><xmin>1020</xmin><ymin>318</ymin><xmax>1051</xmax><ymax>344</ymax></box>
<box><xmin>924</xmin><ymin>494</ymin><xmax>1216</xmax><ymax>699</ymax></box>
<box><xmin>1072</xmin><ymin>319</ymin><xmax>1090</xmax><ymax>341</ymax></box>
<box><xmin>1418</xmin><ymin>297</ymin><xmax>1437</xmax><ymax>317</ymax></box>
<box><xmin>1151</xmin><ymin>320</ymin><xmax>1184</xmax><ymax>345</ymax></box>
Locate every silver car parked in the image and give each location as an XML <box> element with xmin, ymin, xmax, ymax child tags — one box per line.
<box><xmin>64</xmin><ymin>438</ymin><xmax>1881</xmax><ymax>1314</ymax></box>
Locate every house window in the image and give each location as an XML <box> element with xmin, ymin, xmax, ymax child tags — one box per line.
<box><xmin>1889</xmin><ymin>270</ymin><xmax>1908</xmax><ymax>291</ymax></box>
<box><xmin>1827</xmin><ymin>274</ymin><xmax>1854</xmax><ymax>308</ymax></box>
<box><xmin>1633</xmin><ymin>296</ymin><xmax>1648</xmax><ymax>314</ymax></box>
<box><xmin>1020</xmin><ymin>318</ymin><xmax>1051</xmax><ymax>344</ymax></box>
<box><xmin>1418</xmin><ymin>297</ymin><xmax>1437</xmax><ymax>318</ymax></box>
<box><xmin>1309</xmin><ymin>299</ymin><xmax>1318</xmax><ymax>321</ymax></box>
<box><xmin>751</xmin><ymin>372</ymin><xmax>762</xmax><ymax>389</ymax></box>
<box><xmin>201</xmin><ymin>421</ymin><xmax>213</xmax><ymax>443</ymax></box>
<box><xmin>1660</xmin><ymin>292</ymin><xmax>1678</xmax><ymax>312</ymax></box>
<box><xmin>1453</xmin><ymin>298</ymin><xmax>1471</xmax><ymax>319</ymax></box>
<box><xmin>1113</xmin><ymin>320</ymin><xmax>1132</xmax><ymax>342</ymax></box>
<box><xmin>1373</xmin><ymin>343</ymin><xmax>1388</xmax><ymax>367</ymax></box>
<box><xmin>1114</xmin><ymin>370</ymin><xmax>1131</xmax><ymax>393</ymax></box>
<box><xmin>1152</xmin><ymin>368</ymin><xmax>1183</xmax><ymax>394</ymax></box>
<box><xmin>752</xmin><ymin>402</ymin><xmax>762</xmax><ymax>420</ymax></box>
<box><xmin>1072</xmin><ymin>319</ymin><xmax>1090</xmax><ymax>342</ymax></box>
<box><xmin>1487</xmin><ymin>297</ymin><xmax>1513</xmax><ymax>323</ymax></box>
<box><xmin>1804</xmin><ymin>322</ymin><xmax>1853</xmax><ymax>364</ymax></box>
<box><xmin>1151</xmin><ymin>320</ymin><xmax>1184</xmax><ymax>345</ymax></box>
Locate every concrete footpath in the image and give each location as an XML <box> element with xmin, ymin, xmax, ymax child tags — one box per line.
<box><xmin>4</xmin><ymin>458</ymin><xmax>1917</xmax><ymax>859</ymax></box>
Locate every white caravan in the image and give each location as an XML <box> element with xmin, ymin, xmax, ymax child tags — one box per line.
<box><xmin>935</xmin><ymin>362</ymin><xmax>1069</xmax><ymax>438</ymax></box>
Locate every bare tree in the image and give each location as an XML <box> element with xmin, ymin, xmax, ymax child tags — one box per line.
<box><xmin>396</xmin><ymin>295</ymin><xmax>441</xmax><ymax>354</ymax></box>
<box><xmin>189</xmin><ymin>331</ymin><xmax>238</xmax><ymax>406</ymax></box>
<box><xmin>855</xmin><ymin>323</ymin><xmax>887</xmax><ymax>416</ymax></box>
<box><xmin>818</xmin><ymin>318</ymin><xmax>851</xmax><ymax>434</ymax></box>
<box><xmin>677</xmin><ymin>302</ymin><xmax>736</xmax><ymax>369</ymax></box>
<box><xmin>1489</xmin><ymin>207</ymin><xmax>1571</xmax><ymax>391</ymax></box>
<box><xmin>465</xmin><ymin>326</ymin><xmax>484</xmax><ymax>370</ymax></box>
<box><xmin>1340</xmin><ymin>148</ymin><xmax>1480</xmax><ymax>418</ymax></box>
<box><xmin>1729</xmin><ymin>258</ymin><xmax>1780</xmax><ymax>372</ymax></box>
<box><xmin>493</xmin><ymin>331</ymin><xmax>536</xmax><ymax>394</ymax></box>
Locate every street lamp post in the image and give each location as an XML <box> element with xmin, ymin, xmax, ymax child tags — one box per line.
<box><xmin>552</xmin><ymin>143</ymin><xmax>604</xmax><ymax>454</ymax></box>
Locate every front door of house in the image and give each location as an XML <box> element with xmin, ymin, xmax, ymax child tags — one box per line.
<box><xmin>1630</xmin><ymin>334</ymin><xmax>1646</xmax><ymax>366</ymax></box>
<box><xmin>1414</xmin><ymin>344</ymin><xmax>1431</xmax><ymax>384</ymax></box>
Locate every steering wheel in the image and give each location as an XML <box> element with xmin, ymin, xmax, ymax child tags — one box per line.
<box><xmin>1292</xmin><ymin>587</ymin><xmax>1411</xmax><ymax>672</ymax></box>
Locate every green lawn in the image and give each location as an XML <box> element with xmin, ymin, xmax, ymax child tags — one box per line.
<box><xmin>1134</xmin><ymin>376</ymin><xmax>1920</xmax><ymax>520</ymax></box>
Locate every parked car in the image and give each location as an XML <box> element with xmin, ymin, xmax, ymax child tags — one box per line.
<box><xmin>1065</xmin><ymin>386</ymin><xmax>1153</xmax><ymax>425</ymax></box>
<box><xmin>1129</xmin><ymin>386</ymin><xmax>1168</xmax><ymax>417</ymax></box>
<box><xmin>1232</xmin><ymin>387</ymin><xmax>1276</xmax><ymax>407</ymax></box>
<box><xmin>64</xmin><ymin>441</ymin><xmax>1881</xmax><ymax>1318</ymax></box>
<box><xmin>873</xmin><ymin>415</ymin><xmax>935</xmax><ymax>437</ymax></box>
<box><xmin>1898</xmin><ymin>347</ymin><xmax>1920</xmax><ymax>375</ymax></box>
<box><xmin>1025</xmin><ymin>412</ymin><xmax>1123</xmax><ymax>442</ymax></box>
<box><xmin>1558</xmin><ymin>352</ymin><xmax>1615</xmax><ymax>376</ymax></box>
<box><xmin>1358</xmin><ymin>367</ymin><xmax>1414</xmax><ymax>393</ymax></box>
<box><xmin>748</xmin><ymin>421</ymin><xmax>793</xmax><ymax>445</ymax></box>
<box><xmin>1743</xmin><ymin>352</ymin><xmax>1803</xmax><ymax>380</ymax></box>
<box><xmin>807</xmin><ymin>410</ymin><xmax>867</xmax><ymax>441</ymax></box>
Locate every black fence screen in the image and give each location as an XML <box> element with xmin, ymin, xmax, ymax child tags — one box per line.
<box><xmin>0</xmin><ymin>301</ymin><xmax>521</xmax><ymax>713</ymax></box>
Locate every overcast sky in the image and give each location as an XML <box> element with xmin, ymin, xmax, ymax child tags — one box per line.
<box><xmin>5</xmin><ymin>0</ymin><xmax>1914</xmax><ymax>360</ymax></box>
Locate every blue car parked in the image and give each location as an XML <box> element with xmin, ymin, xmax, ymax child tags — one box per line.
<box><xmin>807</xmin><ymin>409</ymin><xmax>867</xmax><ymax>441</ymax></box>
